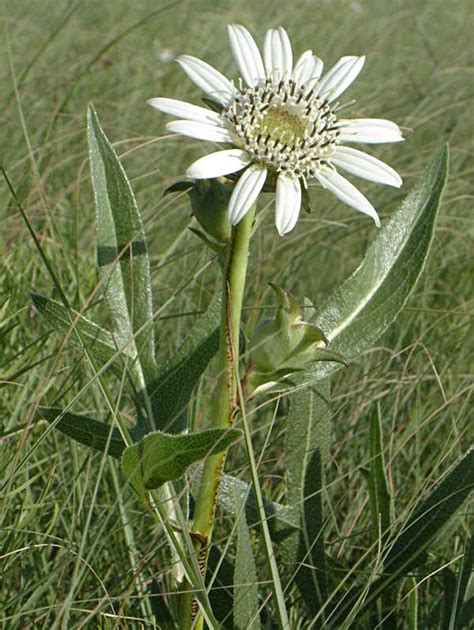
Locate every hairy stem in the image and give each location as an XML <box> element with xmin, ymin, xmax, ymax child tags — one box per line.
<box><xmin>179</xmin><ymin>206</ymin><xmax>255</xmax><ymax>628</ymax></box>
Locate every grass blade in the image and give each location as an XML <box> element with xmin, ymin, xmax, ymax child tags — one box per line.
<box><xmin>235</xmin><ymin>379</ymin><xmax>290</xmax><ymax>629</ymax></box>
<box><xmin>384</xmin><ymin>448</ymin><xmax>474</xmax><ymax>576</ymax></box>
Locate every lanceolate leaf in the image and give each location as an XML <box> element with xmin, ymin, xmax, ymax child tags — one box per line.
<box><xmin>38</xmin><ymin>407</ymin><xmax>128</xmax><ymax>458</ymax></box>
<box><xmin>32</xmin><ymin>294</ymin><xmax>140</xmax><ymax>388</ymax></box>
<box><xmin>121</xmin><ymin>428</ymin><xmax>241</xmax><ymax>492</ymax></box>
<box><xmin>233</xmin><ymin>487</ymin><xmax>261</xmax><ymax>630</ymax></box>
<box><xmin>306</xmin><ymin>145</ymin><xmax>448</xmax><ymax>381</ymax></box>
<box><xmin>283</xmin><ymin>381</ymin><xmax>331</xmax><ymax>620</ymax></box>
<box><xmin>87</xmin><ymin>104</ymin><xmax>156</xmax><ymax>390</ymax></box>
<box><xmin>367</xmin><ymin>406</ymin><xmax>392</xmax><ymax>541</ymax></box>
<box><xmin>207</xmin><ymin>548</ymin><xmax>235</xmax><ymax>628</ymax></box>
<box><xmin>149</xmin><ymin>297</ymin><xmax>221</xmax><ymax>433</ymax></box>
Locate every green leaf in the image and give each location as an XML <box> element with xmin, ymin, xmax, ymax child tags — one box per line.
<box><xmin>149</xmin><ymin>298</ymin><xmax>221</xmax><ymax>433</ymax></box>
<box><xmin>442</xmin><ymin>569</ymin><xmax>457</xmax><ymax>630</ymax></box>
<box><xmin>233</xmin><ymin>486</ymin><xmax>261</xmax><ymax>630</ymax></box>
<box><xmin>306</xmin><ymin>145</ymin><xmax>448</xmax><ymax>381</ymax></box>
<box><xmin>449</xmin><ymin>530</ymin><xmax>474</xmax><ymax>629</ymax></box>
<box><xmin>38</xmin><ymin>407</ymin><xmax>128</xmax><ymax>459</ymax></box>
<box><xmin>87</xmin><ymin>104</ymin><xmax>156</xmax><ymax>390</ymax></box>
<box><xmin>366</xmin><ymin>405</ymin><xmax>392</xmax><ymax>541</ymax></box>
<box><xmin>459</xmin><ymin>598</ymin><xmax>474</xmax><ymax>629</ymax></box>
<box><xmin>362</xmin><ymin>405</ymin><xmax>395</xmax><ymax>624</ymax></box>
<box><xmin>384</xmin><ymin>447</ymin><xmax>474</xmax><ymax>576</ymax></box>
<box><xmin>407</xmin><ymin>576</ymin><xmax>419</xmax><ymax>630</ymax></box>
<box><xmin>121</xmin><ymin>428</ymin><xmax>241</xmax><ymax>492</ymax></box>
<box><xmin>282</xmin><ymin>381</ymin><xmax>331</xmax><ymax>621</ymax></box>
<box><xmin>32</xmin><ymin>293</ymin><xmax>140</xmax><ymax>388</ymax></box>
<box><xmin>207</xmin><ymin>548</ymin><xmax>235</xmax><ymax>628</ymax></box>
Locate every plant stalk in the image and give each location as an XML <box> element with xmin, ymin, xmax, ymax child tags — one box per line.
<box><xmin>179</xmin><ymin>206</ymin><xmax>255</xmax><ymax>628</ymax></box>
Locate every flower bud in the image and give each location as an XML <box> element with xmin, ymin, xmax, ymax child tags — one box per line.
<box><xmin>247</xmin><ymin>285</ymin><xmax>347</xmax><ymax>396</ymax></box>
<box><xmin>188</xmin><ymin>179</ymin><xmax>232</xmax><ymax>243</ymax></box>
<box><xmin>249</xmin><ymin>284</ymin><xmax>327</xmax><ymax>375</ymax></box>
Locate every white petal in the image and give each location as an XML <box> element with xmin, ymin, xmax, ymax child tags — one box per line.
<box><xmin>315</xmin><ymin>168</ymin><xmax>380</xmax><ymax>226</ymax></box>
<box><xmin>317</xmin><ymin>55</ymin><xmax>365</xmax><ymax>102</ymax></box>
<box><xmin>277</xmin><ymin>27</ymin><xmax>293</xmax><ymax>79</ymax></box>
<box><xmin>166</xmin><ymin>120</ymin><xmax>232</xmax><ymax>143</ymax></box>
<box><xmin>264</xmin><ymin>29</ymin><xmax>279</xmax><ymax>81</ymax></box>
<box><xmin>275</xmin><ymin>175</ymin><xmax>301</xmax><ymax>235</ymax></box>
<box><xmin>147</xmin><ymin>98</ymin><xmax>223</xmax><ymax>124</ymax></box>
<box><xmin>331</xmin><ymin>147</ymin><xmax>402</xmax><ymax>187</ymax></box>
<box><xmin>293</xmin><ymin>50</ymin><xmax>323</xmax><ymax>88</ymax></box>
<box><xmin>186</xmin><ymin>149</ymin><xmax>251</xmax><ymax>179</ymax></box>
<box><xmin>264</xmin><ymin>27</ymin><xmax>293</xmax><ymax>81</ymax></box>
<box><xmin>176</xmin><ymin>55</ymin><xmax>237</xmax><ymax>106</ymax></box>
<box><xmin>305</xmin><ymin>57</ymin><xmax>324</xmax><ymax>91</ymax></box>
<box><xmin>338</xmin><ymin>118</ymin><xmax>404</xmax><ymax>144</ymax></box>
<box><xmin>292</xmin><ymin>50</ymin><xmax>312</xmax><ymax>83</ymax></box>
<box><xmin>228</xmin><ymin>165</ymin><xmax>267</xmax><ymax>225</ymax></box>
<box><xmin>228</xmin><ymin>24</ymin><xmax>265</xmax><ymax>87</ymax></box>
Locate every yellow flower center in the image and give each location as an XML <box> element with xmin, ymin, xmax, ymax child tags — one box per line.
<box><xmin>256</xmin><ymin>107</ymin><xmax>307</xmax><ymax>147</ymax></box>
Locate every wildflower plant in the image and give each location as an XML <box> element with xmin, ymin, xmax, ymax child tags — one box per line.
<box><xmin>22</xmin><ymin>21</ymin><xmax>473</xmax><ymax>630</ymax></box>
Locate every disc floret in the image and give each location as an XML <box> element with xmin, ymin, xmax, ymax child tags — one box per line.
<box><xmin>223</xmin><ymin>78</ymin><xmax>340</xmax><ymax>180</ymax></box>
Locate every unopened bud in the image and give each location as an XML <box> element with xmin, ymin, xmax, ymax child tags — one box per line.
<box><xmin>249</xmin><ymin>284</ymin><xmax>327</xmax><ymax>375</ymax></box>
<box><xmin>188</xmin><ymin>179</ymin><xmax>232</xmax><ymax>243</ymax></box>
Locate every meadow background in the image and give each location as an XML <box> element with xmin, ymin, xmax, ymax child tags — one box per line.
<box><xmin>1</xmin><ymin>0</ymin><xmax>472</xmax><ymax>627</ymax></box>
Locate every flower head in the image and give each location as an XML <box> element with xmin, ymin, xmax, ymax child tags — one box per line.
<box><xmin>149</xmin><ymin>25</ymin><xmax>404</xmax><ymax>235</ymax></box>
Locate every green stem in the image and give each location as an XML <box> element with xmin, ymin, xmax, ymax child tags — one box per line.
<box><xmin>179</xmin><ymin>206</ymin><xmax>255</xmax><ymax>628</ymax></box>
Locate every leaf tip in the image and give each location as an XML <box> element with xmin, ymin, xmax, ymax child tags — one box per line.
<box><xmin>30</xmin><ymin>292</ymin><xmax>45</xmax><ymax>310</ymax></box>
<box><xmin>86</xmin><ymin>102</ymin><xmax>97</xmax><ymax>120</ymax></box>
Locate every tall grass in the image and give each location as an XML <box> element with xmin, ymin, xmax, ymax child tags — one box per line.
<box><xmin>1</xmin><ymin>0</ymin><xmax>472</xmax><ymax>627</ymax></box>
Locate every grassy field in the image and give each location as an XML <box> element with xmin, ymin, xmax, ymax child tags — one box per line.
<box><xmin>1</xmin><ymin>0</ymin><xmax>473</xmax><ymax>627</ymax></box>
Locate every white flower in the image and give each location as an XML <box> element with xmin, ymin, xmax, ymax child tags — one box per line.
<box><xmin>149</xmin><ymin>25</ymin><xmax>404</xmax><ymax>235</ymax></box>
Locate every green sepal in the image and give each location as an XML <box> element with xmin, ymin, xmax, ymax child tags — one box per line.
<box><xmin>301</xmin><ymin>185</ymin><xmax>312</xmax><ymax>213</ymax></box>
<box><xmin>247</xmin><ymin>367</ymin><xmax>304</xmax><ymax>397</ymax></box>
<box><xmin>188</xmin><ymin>226</ymin><xmax>224</xmax><ymax>254</ymax></box>
<box><xmin>310</xmin><ymin>347</ymin><xmax>348</xmax><ymax>366</ymax></box>
<box><xmin>201</xmin><ymin>97</ymin><xmax>224</xmax><ymax>113</ymax></box>
<box><xmin>163</xmin><ymin>180</ymin><xmax>193</xmax><ymax>195</ymax></box>
<box><xmin>287</xmin><ymin>322</ymin><xmax>328</xmax><ymax>363</ymax></box>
